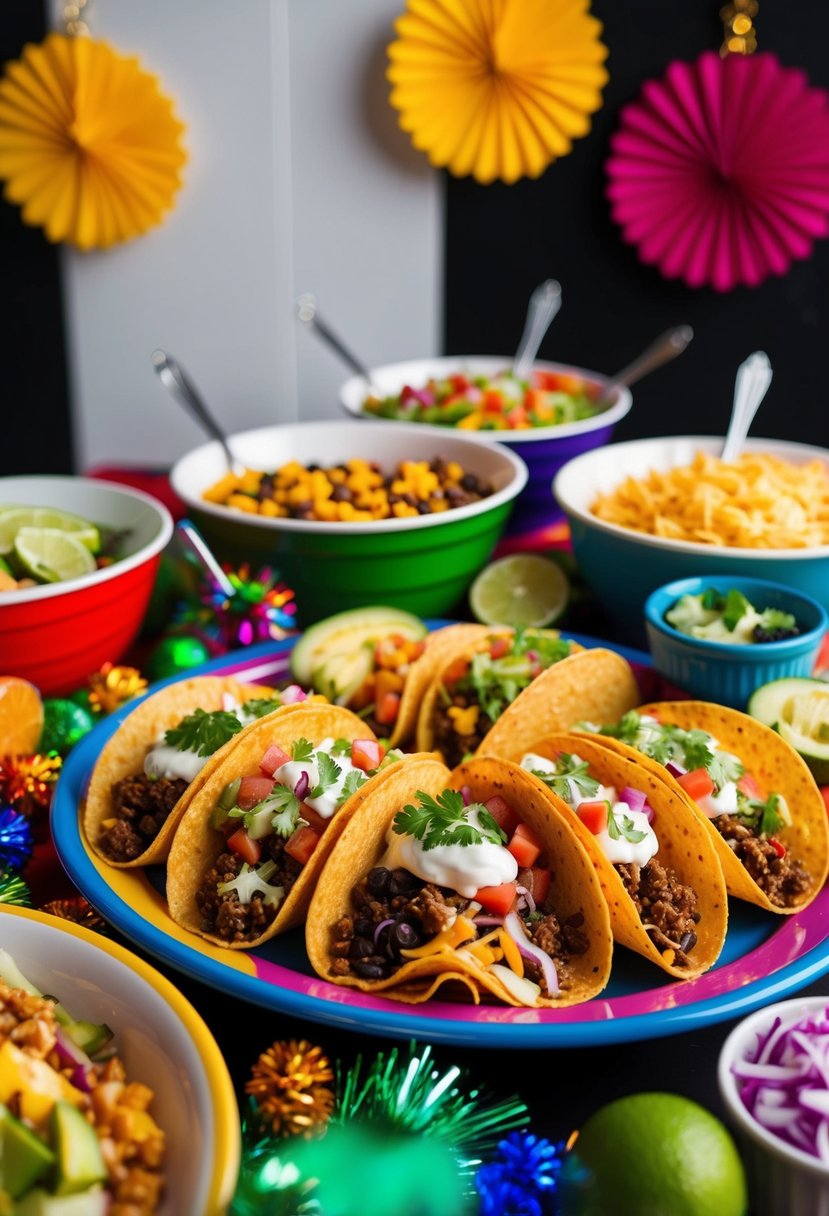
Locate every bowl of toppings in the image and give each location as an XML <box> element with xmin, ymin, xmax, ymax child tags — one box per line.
<box><xmin>553</xmin><ymin>436</ymin><xmax>829</xmax><ymax>642</ymax></box>
<box><xmin>339</xmin><ymin>357</ymin><xmax>632</xmax><ymax>534</ymax></box>
<box><xmin>0</xmin><ymin>476</ymin><xmax>173</xmax><ymax>695</ymax></box>
<box><xmin>170</xmin><ymin>420</ymin><xmax>528</xmax><ymax>624</ymax></box>
<box><xmin>719</xmin><ymin>996</ymin><xmax>829</xmax><ymax>1216</ymax></box>
<box><xmin>0</xmin><ymin>904</ymin><xmax>239</xmax><ymax>1215</ymax></box>
<box><xmin>644</xmin><ymin>576</ymin><xmax>828</xmax><ymax>710</ymax></box>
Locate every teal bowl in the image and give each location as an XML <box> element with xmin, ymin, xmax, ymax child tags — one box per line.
<box><xmin>645</xmin><ymin>576</ymin><xmax>828</xmax><ymax>710</ymax></box>
<box><xmin>170</xmin><ymin>421</ymin><xmax>527</xmax><ymax>625</ymax></box>
<box><xmin>553</xmin><ymin>435</ymin><xmax>829</xmax><ymax>645</ymax></box>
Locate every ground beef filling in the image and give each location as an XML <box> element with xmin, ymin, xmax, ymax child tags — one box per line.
<box><xmin>615</xmin><ymin>859</ymin><xmax>701</xmax><ymax>967</ymax></box>
<box><xmin>98</xmin><ymin>774</ymin><xmax>189</xmax><ymax>862</ymax></box>
<box><xmin>196</xmin><ymin>837</ymin><xmax>302</xmax><ymax>943</ymax></box>
<box><xmin>328</xmin><ymin>866</ymin><xmax>587</xmax><ymax>996</ymax></box>
<box><xmin>715</xmin><ymin>814</ymin><xmax>812</xmax><ymax>907</ymax></box>
<box><xmin>432</xmin><ymin>698</ymin><xmax>496</xmax><ymax>768</ymax></box>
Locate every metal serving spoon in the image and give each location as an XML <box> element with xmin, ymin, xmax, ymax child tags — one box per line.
<box><xmin>721</xmin><ymin>350</ymin><xmax>773</xmax><ymax>463</ymax></box>
<box><xmin>512</xmin><ymin>279</ymin><xmax>562</xmax><ymax>380</ymax></box>
<box><xmin>152</xmin><ymin>349</ymin><xmax>244</xmax><ymax>476</ymax></box>
<box><xmin>297</xmin><ymin>294</ymin><xmax>383</xmax><ymax>395</ymax></box>
<box><xmin>595</xmin><ymin>325</ymin><xmax>694</xmax><ymax>406</ymax></box>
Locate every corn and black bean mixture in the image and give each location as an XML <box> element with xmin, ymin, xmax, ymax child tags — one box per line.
<box><xmin>203</xmin><ymin>457</ymin><xmax>495</xmax><ymax>521</ymax></box>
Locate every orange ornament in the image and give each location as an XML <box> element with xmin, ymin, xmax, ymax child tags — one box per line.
<box><xmin>0</xmin><ymin>677</ymin><xmax>43</xmax><ymax>755</ymax></box>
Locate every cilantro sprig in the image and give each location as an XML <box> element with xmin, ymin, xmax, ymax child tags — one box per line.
<box><xmin>592</xmin><ymin>714</ymin><xmax>744</xmax><ymax>793</ymax></box>
<box><xmin>607</xmin><ymin>802</ymin><xmax>648</xmax><ymax>844</ymax></box>
<box><xmin>164</xmin><ymin>708</ymin><xmax>244</xmax><ymax>757</ymax></box>
<box><xmin>240</xmin><ymin>697</ymin><xmax>280</xmax><ymax>721</ymax></box>
<box><xmin>392</xmin><ymin>789</ymin><xmax>507</xmax><ymax>851</ymax></box>
<box><xmin>736</xmin><ymin>790</ymin><xmax>788</xmax><ymax>838</ymax></box>
<box><xmin>531</xmin><ymin>753</ymin><xmax>599</xmax><ymax>804</ymax></box>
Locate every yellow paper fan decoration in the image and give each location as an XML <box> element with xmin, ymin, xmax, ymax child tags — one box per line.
<box><xmin>388</xmin><ymin>0</ymin><xmax>609</xmax><ymax>185</ymax></box>
<box><xmin>0</xmin><ymin>32</ymin><xmax>186</xmax><ymax>250</ymax></box>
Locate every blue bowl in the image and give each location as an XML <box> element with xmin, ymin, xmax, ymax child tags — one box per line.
<box><xmin>644</xmin><ymin>575</ymin><xmax>828</xmax><ymax>710</ymax></box>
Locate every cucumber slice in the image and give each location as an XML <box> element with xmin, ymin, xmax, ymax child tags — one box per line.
<box><xmin>290</xmin><ymin>606</ymin><xmax>426</xmax><ymax>684</ymax></box>
<box><xmin>748</xmin><ymin>677</ymin><xmax>829</xmax><ymax>784</ymax></box>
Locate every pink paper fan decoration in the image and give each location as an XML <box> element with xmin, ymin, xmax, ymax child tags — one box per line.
<box><xmin>605</xmin><ymin>51</ymin><xmax>829</xmax><ymax>291</ymax></box>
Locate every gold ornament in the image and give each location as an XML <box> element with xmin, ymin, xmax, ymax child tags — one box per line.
<box><xmin>388</xmin><ymin>0</ymin><xmax>608</xmax><ymax>184</ymax></box>
<box><xmin>246</xmin><ymin>1040</ymin><xmax>335</xmax><ymax>1138</ymax></box>
<box><xmin>88</xmin><ymin>663</ymin><xmax>148</xmax><ymax>715</ymax></box>
<box><xmin>720</xmin><ymin>0</ymin><xmax>759</xmax><ymax>56</ymax></box>
<box><xmin>41</xmin><ymin>896</ymin><xmax>107</xmax><ymax>934</ymax></box>
<box><xmin>0</xmin><ymin>29</ymin><xmax>186</xmax><ymax>250</ymax></box>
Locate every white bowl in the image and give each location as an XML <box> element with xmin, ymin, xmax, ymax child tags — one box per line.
<box><xmin>553</xmin><ymin>435</ymin><xmax>829</xmax><ymax>641</ymax></box>
<box><xmin>719</xmin><ymin>996</ymin><xmax>829</xmax><ymax>1216</ymax></box>
<box><xmin>0</xmin><ymin>905</ymin><xmax>240</xmax><ymax>1215</ymax></box>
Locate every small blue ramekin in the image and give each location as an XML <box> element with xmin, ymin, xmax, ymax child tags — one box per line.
<box><xmin>644</xmin><ymin>574</ymin><xmax>828</xmax><ymax>710</ymax></box>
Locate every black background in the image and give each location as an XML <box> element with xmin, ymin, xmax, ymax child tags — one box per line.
<box><xmin>4</xmin><ymin>2</ymin><xmax>829</xmax><ymax>1203</ymax></box>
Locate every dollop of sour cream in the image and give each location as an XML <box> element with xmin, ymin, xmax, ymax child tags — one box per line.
<box><xmin>380</xmin><ymin>805</ymin><xmax>518</xmax><ymax>898</ymax></box>
<box><xmin>144</xmin><ymin>696</ymin><xmax>247</xmax><ymax>783</ymax></box>
<box><xmin>272</xmin><ymin>737</ymin><xmax>362</xmax><ymax>821</ymax></box>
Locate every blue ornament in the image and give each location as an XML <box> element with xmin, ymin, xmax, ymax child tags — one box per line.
<box><xmin>0</xmin><ymin>806</ymin><xmax>33</xmax><ymax>871</ymax></box>
<box><xmin>476</xmin><ymin>1132</ymin><xmax>566</xmax><ymax>1216</ymax></box>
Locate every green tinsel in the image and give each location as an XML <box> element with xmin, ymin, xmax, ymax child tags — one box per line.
<box><xmin>230</xmin><ymin>1104</ymin><xmax>320</xmax><ymax>1216</ymax></box>
<box><xmin>0</xmin><ymin>867</ymin><xmax>31</xmax><ymax>906</ymax></box>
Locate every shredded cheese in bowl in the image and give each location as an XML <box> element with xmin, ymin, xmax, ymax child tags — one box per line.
<box><xmin>591</xmin><ymin>452</ymin><xmax>829</xmax><ymax>550</ymax></box>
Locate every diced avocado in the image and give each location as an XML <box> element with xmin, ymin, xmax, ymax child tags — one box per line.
<box><xmin>49</xmin><ymin>1103</ymin><xmax>106</xmax><ymax>1197</ymax></box>
<box><xmin>13</xmin><ymin>1187</ymin><xmax>108</xmax><ymax>1216</ymax></box>
<box><xmin>748</xmin><ymin>677</ymin><xmax>829</xmax><ymax>784</ymax></box>
<box><xmin>313</xmin><ymin>645</ymin><xmax>375</xmax><ymax>705</ymax></box>
<box><xmin>0</xmin><ymin>1105</ymin><xmax>54</xmax><ymax>1200</ymax></box>
<box><xmin>290</xmin><ymin>606</ymin><xmax>425</xmax><ymax>683</ymax></box>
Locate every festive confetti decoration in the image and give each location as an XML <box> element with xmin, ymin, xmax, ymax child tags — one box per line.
<box><xmin>177</xmin><ymin>564</ymin><xmax>297</xmax><ymax>649</ymax></box>
<box><xmin>87</xmin><ymin>663</ymin><xmax>148</xmax><ymax>715</ymax></box>
<box><xmin>41</xmin><ymin>896</ymin><xmax>107</xmax><ymax>934</ymax></box>
<box><xmin>0</xmin><ymin>752</ymin><xmax>61</xmax><ymax>819</ymax></box>
<box><xmin>146</xmin><ymin>634</ymin><xmax>212</xmax><ymax>682</ymax></box>
<box><xmin>246</xmin><ymin>1040</ymin><xmax>335</xmax><ymax>1139</ymax></box>
<box><xmin>0</xmin><ymin>867</ymin><xmax>31</xmax><ymax>906</ymax></box>
<box><xmin>476</xmin><ymin>1132</ymin><xmax>566</xmax><ymax>1216</ymax></box>
<box><xmin>40</xmin><ymin>697</ymin><xmax>96</xmax><ymax>754</ymax></box>
<box><xmin>0</xmin><ymin>807</ymin><xmax>33</xmax><ymax>871</ymax></box>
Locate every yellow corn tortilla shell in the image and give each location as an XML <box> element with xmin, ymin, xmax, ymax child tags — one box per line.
<box><xmin>305</xmin><ymin>754</ymin><xmax>614</xmax><ymax>1007</ymax></box>
<box><xmin>388</xmin><ymin>623</ymin><xmax>496</xmax><ymax>747</ymax></box>
<box><xmin>586</xmin><ymin>701</ymin><xmax>829</xmax><ymax>914</ymax></box>
<box><xmin>415</xmin><ymin>639</ymin><xmax>639</xmax><ymax>760</ymax></box>
<box><xmin>491</xmin><ymin>732</ymin><xmax>729</xmax><ymax>979</ymax></box>
<box><xmin>83</xmin><ymin>676</ymin><xmax>281</xmax><ymax>868</ymax></box>
<box><xmin>166</xmin><ymin>703</ymin><xmax>390</xmax><ymax>949</ymax></box>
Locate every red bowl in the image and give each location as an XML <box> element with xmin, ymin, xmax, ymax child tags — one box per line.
<box><xmin>0</xmin><ymin>477</ymin><xmax>174</xmax><ymax>695</ymax></box>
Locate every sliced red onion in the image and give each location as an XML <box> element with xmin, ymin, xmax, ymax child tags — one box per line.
<box><xmin>460</xmin><ymin>785</ymin><xmax>472</xmax><ymax>806</ymax></box>
<box><xmin>620</xmin><ymin>786</ymin><xmax>647</xmax><ymax>813</ymax></box>
<box><xmin>504</xmin><ymin>910</ymin><xmax>559</xmax><ymax>996</ymax></box>
<box><xmin>515</xmin><ymin>884</ymin><xmax>536</xmax><ymax>915</ymax></box>
<box><xmin>70</xmin><ymin>1064</ymin><xmax>92</xmax><ymax>1092</ymax></box>
<box><xmin>294</xmin><ymin>770</ymin><xmax>310</xmax><ymax>800</ymax></box>
<box><xmin>665</xmin><ymin>761</ymin><xmax>686</xmax><ymax>778</ymax></box>
<box><xmin>280</xmin><ymin>684</ymin><xmax>307</xmax><ymax>704</ymax></box>
<box><xmin>526</xmin><ymin>650</ymin><xmax>538</xmax><ymax>662</ymax></box>
<box><xmin>373</xmin><ymin>918</ymin><xmax>395</xmax><ymax>944</ymax></box>
<box><xmin>54</xmin><ymin>1026</ymin><xmax>93</xmax><ymax>1070</ymax></box>
<box><xmin>473</xmin><ymin>915</ymin><xmax>503</xmax><ymax>927</ymax></box>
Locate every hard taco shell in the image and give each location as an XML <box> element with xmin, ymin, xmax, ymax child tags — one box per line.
<box><xmin>388</xmin><ymin>623</ymin><xmax>495</xmax><ymax>747</ymax></box>
<box><xmin>305</xmin><ymin>754</ymin><xmax>614</xmax><ymax>1007</ymax></box>
<box><xmin>586</xmin><ymin>701</ymin><xmax>829</xmax><ymax>914</ymax></box>
<box><xmin>488</xmin><ymin>732</ymin><xmax>729</xmax><ymax>979</ymax></box>
<box><xmin>83</xmin><ymin>676</ymin><xmax>281</xmax><ymax>868</ymax></box>
<box><xmin>165</xmin><ymin>703</ymin><xmax>390</xmax><ymax>949</ymax></box>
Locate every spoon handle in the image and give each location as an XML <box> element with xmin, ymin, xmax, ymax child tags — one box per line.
<box><xmin>597</xmin><ymin>325</ymin><xmax>694</xmax><ymax>404</ymax></box>
<box><xmin>721</xmin><ymin>351</ymin><xmax>773</xmax><ymax>464</ymax></box>
<box><xmin>513</xmin><ymin>279</ymin><xmax>562</xmax><ymax>381</ymax></box>
<box><xmin>152</xmin><ymin>350</ymin><xmax>242</xmax><ymax>476</ymax></box>
<box><xmin>297</xmin><ymin>294</ymin><xmax>377</xmax><ymax>386</ymax></box>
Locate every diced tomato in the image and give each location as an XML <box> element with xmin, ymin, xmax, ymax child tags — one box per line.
<box><xmin>400</xmin><ymin>384</ymin><xmax>418</xmax><ymax>402</ymax></box>
<box><xmin>299</xmin><ymin>804</ymin><xmax>329</xmax><ymax>835</ymax></box>
<box><xmin>484</xmin><ymin>795</ymin><xmax>520</xmax><ymax>838</ymax></box>
<box><xmin>351</xmin><ymin>739</ymin><xmax>383</xmax><ymax>772</ymax></box>
<box><xmin>506</xmin><ymin>407</ymin><xmax>529</xmax><ymax>429</ymax></box>
<box><xmin>524</xmin><ymin>388</ymin><xmax>547</xmax><ymax>414</ymax></box>
<box><xmin>227</xmin><ymin>828</ymin><xmax>261</xmax><ymax>865</ymax></box>
<box><xmin>507</xmin><ymin>822</ymin><xmax>543</xmax><ymax>868</ymax></box>
<box><xmin>475</xmin><ymin>882</ymin><xmax>517</xmax><ymax>918</ymax></box>
<box><xmin>769</xmin><ymin>837</ymin><xmax>787</xmax><ymax>858</ymax></box>
<box><xmin>284</xmin><ymin>825</ymin><xmax>321</xmax><ymax>866</ymax></box>
<box><xmin>442</xmin><ymin>658</ymin><xmax>470</xmax><ymax>686</ymax></box>
<box><xmin>576</xmin><ymin>800</ymin><xmax>609</xmax><ymax>835</ymax></box>
<box><xmin>533</xmin><ymin>370</ymin><xmax>585</xmax><ymax>395</ymax></box>
<box><xmin>822</xmin><ymin>787</ymin><xmax>829</xmax><ymax>819</ymax></box>
<box><xmin>489</xmin><ymin>636</ymin><xmax>511</xmax><ymax>660</ymax></box>
<box><xmin>483</xmin><ymin>389</ymin><xmax>504</xmax><ymax>413</ymax></box>
<box><xmin>259</xmin><ymin>744</ymin><xmax>290</xmax><ymax>775</ymax></box>
<box><xmin>738</xmin><ymin>774</ymin><xmax>762</xmax><ymax>800</ymax></box>
<box><xmin>375</xmin><ymin>691</ymin><xmax>401</xmax><ymax>726</ymax></box>
<box><xmin>237</xmin><ymin>775</ymin><xmax>276</xmax><ymax>809</ymax></box>
<box><xmin>529</xmin><ymin>866</ymin><xmax>551</xmax><ymax>906</ymax></box>
<box><xmin>677</xmin><ymin>768</ymin><xmax>715</xmax><ymax>801</ymax></box>
<box><xmin>450</xmin><ymin>374</ymin><xmax>472</xmax><ymax>392</ymax></box>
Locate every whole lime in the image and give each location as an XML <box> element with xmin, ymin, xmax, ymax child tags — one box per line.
<box><xmin>559</xmin><ymin>1092</ymin><xmax>748</xmax><ymax>1216</ymax></box>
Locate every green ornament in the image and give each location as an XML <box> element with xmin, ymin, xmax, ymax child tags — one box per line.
<box><xmin>147</xmin><ymin>634</ymin><xmax>211</xmax><ymax>681</ymax></box>
<box><xmin>40</xmin><ymin>698</ymin><xmax>96</xmax><ymax>755</ymax></box>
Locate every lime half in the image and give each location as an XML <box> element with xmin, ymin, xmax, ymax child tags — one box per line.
<box><xmin>0</xmin><ymin>507</ymin><xmax>100</xmax><ymax>556</ymax></box>
<box><xmin>469</xmin><ymin>553</ymin><xmax>570</xmax><ymax>628</ymax></box>
<box><xmin>14</xmin><ymin>527</ymin><xmax>97</xmax><ymax>584</ymax></box>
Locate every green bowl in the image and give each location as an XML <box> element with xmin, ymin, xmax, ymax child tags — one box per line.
<box><xmin>171</xmin><ymin>421</ymin><xmax>527</xmax><ymax>625</ymax></box>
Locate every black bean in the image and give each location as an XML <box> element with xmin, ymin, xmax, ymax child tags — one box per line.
<box><xmin>353</xmin><ymin>960</ymin><xmax>388</xmax><ymax>979</ymax></box>
<box><xmin>417</xmin><ymin>501</ymin><xmax>432</xmax><ymax>514</ymax></box>
<box><xmin>367</xmin><ymin>867</ymin><xmax>391</xmax><ymax>896</ymax></box>
<box><xmin>461</xmin><ymin>473</ymin><xmax>480</xmax><ymax>491</ymax></box>
<box><xmin>348</xmin><ymin>936</ymin><xmax>375</xmax><ymax>960</ymax></box>
<box><xmin>389</xmin><ymin>869</ymin><xmax>421</xmax><ymax>896</ymax></box>
<box><xmin>679</xmin><ymin>931</ymin><xmax>698</xmax><ymax>954</ymax></box>
<box><xmin>353</xmin><ymin>917</ymin><xmax>374</xmax><ymax>938</ymax></box>
<box><xmin>392</xmin><ymin>922</ymin><xmax>421</xmax><ymax>950</ymax></box>
<box><xmin>331</xmin><ymin>485</ymin><xmax>352</xmax><ymax>502</ymax></box>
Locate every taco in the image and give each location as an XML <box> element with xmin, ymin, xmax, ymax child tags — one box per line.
<box><xmin>415</xmin><ymin>630</ymin><xmax>640</xmax><ymax>766</ymax></box>
<box><xmin>580</xmin><ymin>702</ymin><xmax>829</xmax><ymax>914</ymax></box>
<box><xmin>305</xmin><ymin>754</ymin><xmax>614</xmax><ymax>1007</ymax></box>
<box><xmin>165</xmin><ymin>703</ymin><xmax>405</xmax><ymax>949</ymax></box>
<box><xmin>503</xmin><ymin>733</ymin><xmax>729</xmax><ymax>978</ymax></box>
<box><xmin>83</xmin><ymin>675</ymin><xmax>302</xmax><ymax>867</ymax></box>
